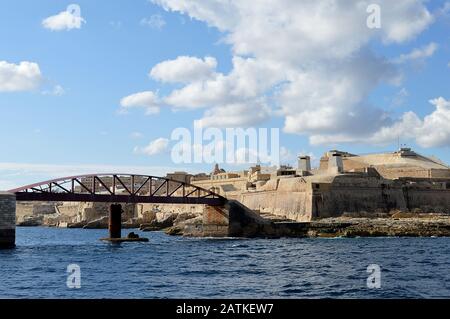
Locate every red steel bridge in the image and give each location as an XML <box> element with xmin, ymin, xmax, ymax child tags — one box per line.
<box><xmin>8</xmin><ymin>174</ymin><xmax>227</xmax><ymax>206</ymax></box>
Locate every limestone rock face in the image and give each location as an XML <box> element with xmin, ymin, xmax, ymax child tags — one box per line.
<box><xmin>17</xmin><ymin>216</ymin><xmax>43</xmax><ymax>227</ymax></box>
<box><xmin>174</xmin><ymin>212</ymin><xmax>197</xmax><ymax>224</ymax></box>
<box><xmin>141</xmin><ymin>214</ymin><xmax>176</xmax><ymax>231</ymax></box>
<box><xmin>67</xmin><ymin>221</ymin><xmax>87</xmax><ymax>228</ymax></box>
<box><xmin>16</xmin><ymin>201</ymin><xmax>139</xmax><ymax>227</ymax></box>
<box><xmin>83</xmin><ymin>216</ymin><xmax>109</xmax><ymax>229</ymax></box>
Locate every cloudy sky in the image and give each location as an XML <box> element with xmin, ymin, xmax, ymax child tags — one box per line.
<box><xmin>0</xmin><ymin>0</ymin><xmax>449</xmax><ymax>189</ymax></box>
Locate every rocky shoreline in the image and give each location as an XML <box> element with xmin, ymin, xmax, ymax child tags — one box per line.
<box><xmin>163</xmin><ymin>211</ymin><xmax>450</xmax><ymax>238</ymax></box>
<box><xmin>16</xmin><ymin>208</ymin><xmax>450</xmax><ymax>238</ymax></box>
<box><xmin>295</xmin><ymin>214</ymin><xmax>450</xmax><ymax>238</ymax></box>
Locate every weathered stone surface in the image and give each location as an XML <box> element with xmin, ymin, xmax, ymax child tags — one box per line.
<box><xmin>67</xmin><ymin>221</ymin><xmax>87</xmax><ymax>228</ymax></box>
<box><xmin>165</xmin><ymin>225</ymin><xmax>184</xmax><ymax>236</ymax></box>
<box><xmin>227</xmin><ymin>200</ymin><xmax>271</xmax><ymax>237</ymax></box>
<box><xmin>192</xmin><ymin>149</ymin><xmax>450</xmax><ymax>222</ymax></box>
<box><xmin>83</xmin><ymin>216</ymin><xmax>109</xmax><ymax>229</ymax></box>
<box><xmin>17</xmin><ymin>215</ymin><xmax>43</xmax><ymax>227</ymax></box>
<box><xmin>140</xmin><ymin>214</ymin><xmax>175</xmax><ymax>231</ymax></box>
<box><xmin>283</xmin><ymin>215</ymin><xmax>450</xmax><ymax>238</ymax></box>
<box><xmin>174</xmin><ymin>212</ymin><xmax>197</xmax><ymax>224</ymax></box>
<box><xmin>122</xmin><ymin>218</ymin><xmax>142</xmax><ymax>229</ymax></box>
<box><xmin>0</xmin><ymin>192</ymin><xmax>16</xmax><ymax>248</ymax></box>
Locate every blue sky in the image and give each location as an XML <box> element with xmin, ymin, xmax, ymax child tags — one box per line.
<box><xmin>0</xmin><ymin>0</ymin><xmax>449</xmax><ymax>189</ymax></box>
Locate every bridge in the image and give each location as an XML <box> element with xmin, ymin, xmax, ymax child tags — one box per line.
<box><xmin>8</xmin><ymin>174</ymin><xmax>227</xmax><ymax>206</ymax></box>
<box><xmin>1</xmin><ymin>174</ymin><xmax>238</xmax><ymax>247</ymax></box>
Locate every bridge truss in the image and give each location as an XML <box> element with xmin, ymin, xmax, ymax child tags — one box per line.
<box><xmin>8</xmin><ymin>174</ymin><xmax>226</xmax><ymax>206</ymax></box>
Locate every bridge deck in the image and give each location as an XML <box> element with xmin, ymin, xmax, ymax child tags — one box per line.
<box><xmin>10</xmin><ymin>174</ymin><xmax>227</xmax><ymax>206</ymax></box>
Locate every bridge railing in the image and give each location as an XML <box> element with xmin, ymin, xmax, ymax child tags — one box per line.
<box><xmin>8</xmin><ymin>174</ymin><xmax>227</xmax><ymax>206</ymax></box>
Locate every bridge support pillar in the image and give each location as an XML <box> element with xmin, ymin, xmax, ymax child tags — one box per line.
<box><xmin>0</xmin><ymin>192</ymin><xmax>16</xmax><ymax>249</ymax></box>
<box><xmin>109</xmin><ymin>204</ymin><xmax>122</xmax><ymax>239</ymax></box>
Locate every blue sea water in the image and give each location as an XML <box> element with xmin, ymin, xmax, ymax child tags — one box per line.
<box><xmin>0</xmin><ymin>227</ymin><xmax>449</xmax><ymax>298</ymax></box>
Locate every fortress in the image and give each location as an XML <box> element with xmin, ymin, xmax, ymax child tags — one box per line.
<box><xmin>11</xmin><ymin>148</ymin><xmax>450</xmax><ymax>233</ymax></box>
<box><xmin>181</xmin><ymin>148</ymin><xmax>450</xmax><ymax>221</ymax></box>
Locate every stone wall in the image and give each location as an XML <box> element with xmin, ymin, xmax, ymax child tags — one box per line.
<box><xmin>237</xmin><ymin>177</ymin><xmax>312</xmax><ymax>221</ymax></box>
<box><xmin>136</xmin><ymin>203</ymin><xmax>205</xmax><ymax>223</ymax></box>
<box><xmin>314</xmin><ymin>176</ymin><xmax>407</xmax><ymax>218</ymax></box>
<box><xmin>372</xmin><ymin>166</ymin><xmax>433</xmax><ymax>179</ymax></box>
<box><xmin>192</xmin><ymin>177</ymin><xmax>248</xmax><ymax>195</ymax></box>
<box><xmin>404</xmin><ymin>188</ymin><xmax>450</xmax><ymax>213</ymax></box>
<box><xmin>235</xmin><ymin>175</ymin><xmax>450</xmax><ymax>222</ymax></box>
<box><xmin>183</xmin><ymin>205</ymin><xmax>229</xmax><ymax>237</ymax></box>
<box><xmin>240</xmin><ymin>190</ymin><xmax>312</xmax><ymax>221</ymax></box>
<box><xmin>0</xmin><ymin>192</ymin><xmax>16</xmax><ymax>248</ymax></box>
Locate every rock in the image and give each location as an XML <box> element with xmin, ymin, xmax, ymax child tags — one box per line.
<box><xmin>83</xmin><ymin>216</ymin><xmax>109</xmax><ymax>229</ymax></box>
<box><xmin>122</xmin><ymin>218</ymin><xmax>142</xmax><ymax>229</ymax></box>
<box><xmin>157</xmin><ymin>214</ymin><xmax>176</xmax><ymax>228</ymax></box>
<box><xmin>165</xmin><ymin>225</ymin><xmax>184</xmax><ymax>236</ymax></box>
<box><xmin>67</xmin><ymin>221</ymin><xmax>87</xmax><ymax>228</ymax></box>
<box><xmin>174</xmin><ymin>212</ymin><xmax>197</xmax><ymax>224</ymax></box>
<box><xmin>17</xmin><ymin>216</ymin><xmax>42</xmax><ymax>227</ymax></box>
<box><xmin>141</xmin><ymin>226</ymin><xmax>162</xmax><ymax>232</ymax></box>
<box><xmin>142</xmin><ymin>211</ymin><xmax>157</xmax><ymax>223</ymax></box>
<box><xmin>139</xmin><ymin>214</ymin><xmax>175</xmax><ymax>231</ymax></box>
<box><xmin>127</xmin><ymin>232</ymin><xmax>140</xmax><ymax>239</ymax></box>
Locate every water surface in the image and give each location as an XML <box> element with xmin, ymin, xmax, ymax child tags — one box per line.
<box><xmin>1</xmin><ymin>227</ymin><xmax>449</xmax><ymax>298</ymax></box>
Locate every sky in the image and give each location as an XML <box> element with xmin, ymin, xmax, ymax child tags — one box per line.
<box><xmin>0</xmin><ymin>0</ymin><xmax>449</xmax><ymax>190</ymax></box>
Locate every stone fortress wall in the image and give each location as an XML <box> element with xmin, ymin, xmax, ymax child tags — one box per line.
<box><xmin>190</xmin><ymin>148</ymin><xmax>450</xmax><ymax>222</ymax></box>
<box><xmin>12</xmin><ymin>147</ymin><xmax>450</xmax><ymax>226</ymax></box>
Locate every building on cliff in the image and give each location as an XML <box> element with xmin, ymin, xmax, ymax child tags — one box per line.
<box><xmin>189</xmin><ymin>148</ymin><xmax>450</xmax><ymax>222</ymax></box>
<box><xmin>17</xmin><ymin>148</ymin><xmax>449</xmax><ymax>227</ymax></box>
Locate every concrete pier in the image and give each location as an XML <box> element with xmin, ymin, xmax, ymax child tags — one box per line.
<box><xmin>109</xmin><ymin>204</ymin><xmax>122</xmax><ymax>239</ymax></box>
<box><xmin>101</xmin><ymin>204</ymin><xmax>149</xmax><ymax>243</ymax></box>
<box><xmin>0</xmin><ymin>192</ymin><xmax>16</xmax><ymax>249</ymax></box>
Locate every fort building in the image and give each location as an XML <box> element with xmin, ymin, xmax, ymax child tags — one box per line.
<box><xmin>189</xmin><ymin>148</ymin><xmax>450</xmax><ymax>222</ymax></box>
<box><xmin>13</xmin><ymin>148</ymin><xmax>450</xmax><ymax>229</ymax></box>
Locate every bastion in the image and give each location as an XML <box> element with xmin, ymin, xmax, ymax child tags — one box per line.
<box><xmin>191</xmin><ymin>148</ymin><xmax>450</xmax><ymax>221</ymax></box>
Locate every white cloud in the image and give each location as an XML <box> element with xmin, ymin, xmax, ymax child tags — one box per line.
<box><xmin>196</xmin><ymin>100</ymin><xmax>271</xmax><ymax>128</ymax></box>
<box><xmin>165</xmin><ymin>56</ymin><xmax>281</xmax><ymax>106</ymax></box>
<box><xmin>279</xmin><ymin>147</ymin><xmax>295</xmax><ymax>165</ymax></box>
<box><xmin>153</xmin><ymin>0</ymin><xmax>432</xmax><ymax>61</ymax></box>
<box><xmin>150</xmin><ymin>56</ymin><xmax>217</xmax><ymax>83</ymax></box>
<box><xmin>391</xmin><ymin>88</ymin><xmax>409</xmax><ymax>107</ymax></box>
<box><xmin>331</xmin><ymin>97</ymin><xmax>450</xmax><ymax>148</ymax></box>
<box><xmin>394</xmin><ymin>42</ymin><xmax>438</xmax><ymax>63</ymax></box>
<box><xmin>120</xmin><ymin>91</ymin><xmax>160</xmax><ymax>115</ymax></box>
<box><xmin>145</xmin><ymin>1</ymin><xmax>440</xmax><ymax>144</ymax></box>
<box><xmin>281</xmin><ymin>51</ymin><xmax>396</xmax><ymax>137</ymax></box>
<box><xmin>42</xmin><ymin>84</ymin><xmax>65</xmax><ymax>96</ymax></box>
<box><xmin>42</xmin><ymin>5</ymin><xmax>86</xmax><ymax>31</ymax></box>
<box><xmin>416</xmin><ymin>97</ymin><xmax>450</xmax><ymax>147</ymax></box>
<box><xmin>0</xmin><ymin>61</ymin><xmax>42</xmax><ymax>92</ymax></box>
<box><xmin>438</xmin><ymin>1</ymin><xmax>450</xmax><ymax>16</ymax></box>
<box><xmin>134</xmin><ymin>137</ymin><xmax>170</xmax><ymax>156</ymax></box>
<box><xmin>380</xmin><ymin>1</ymin><xmax>433</xmax><ymax>43</ymax></box>
<box><xmin>140</xmin><ymin>14</ymin><xmax>166</xmax><ymax>29</ymax></box>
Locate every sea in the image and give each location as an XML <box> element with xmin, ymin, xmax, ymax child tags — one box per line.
<box><xmin>0</xmin><ymin>227</ymin><xmax>449</xmax><ymax>298</ymax></box>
